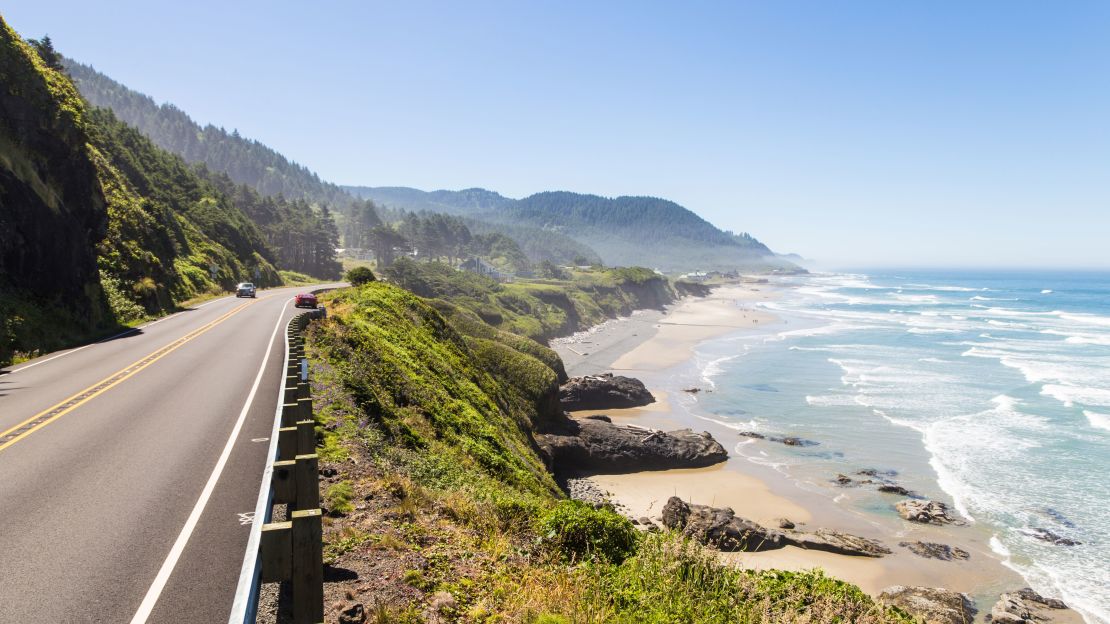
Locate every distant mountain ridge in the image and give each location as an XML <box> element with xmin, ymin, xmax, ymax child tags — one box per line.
<box><xmin>346</xmin><ymin>186</ymin><xmax>794</xmax><ymax>272</ymax></box>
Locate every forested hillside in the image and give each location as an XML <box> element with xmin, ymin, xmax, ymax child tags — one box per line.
<box><xmin>348</xmin><ymin>186</ymin><xmax>798</xmax><ymax>272</ymax></box>
<box><xmin>64</xmin><ymin>58</ymin><xmax>353</xmax><ymax>209</ymax></box>
<box><xmin>0</xmin><ymin>21</ymin><xmax>287</xmax><ymax>363</ymax></box>
<box><xmin>348</xmin><ymin>186</ymin><xmax>603</xmax><ymax>266</ymax></box>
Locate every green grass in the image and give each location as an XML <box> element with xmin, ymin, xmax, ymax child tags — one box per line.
<box><xmin>382</xmin><ymin>258</ymin><xmax>674</xmax><ymax>342</ymax></box>
<box><xmin>279</xmin><ymin>269</ymin><xmax>325</xmax><ymax>286</ymax></box>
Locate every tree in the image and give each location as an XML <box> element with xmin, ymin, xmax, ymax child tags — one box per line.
<box><xmin>345</xmin><ymin>266</ymin><xmax>376</xmax><ymax>286</ymax></box>
<box><xmin>366</xmin><ymin>225</ymin><xmax>407</xmax><ymax>268</ymax></box>
<box><xmin>28</xmin><ymin>35</ymin><xmax>64</xmax><ymax>72</ymax></box>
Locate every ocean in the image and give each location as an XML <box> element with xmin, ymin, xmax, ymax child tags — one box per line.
<box><xmin>686</xmin><ymin>270</ymin><xmax>1109</xmax><ymax>623</ymax></box>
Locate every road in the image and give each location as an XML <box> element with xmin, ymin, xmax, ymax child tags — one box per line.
<box><xmin>0</xmin><ymin>285</ymin><xmax>337</xmax><ymax>623</ymax></box>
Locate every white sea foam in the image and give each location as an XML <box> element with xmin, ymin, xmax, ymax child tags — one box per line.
<box><xmin>1041</xmin><ymin>384</ymin><xmax>1110</xmax><ymax>408</ymax></box>
<box><xmin>805</xmin><ymin>394</ymin><xmax>859</xmax><ymax>407</ymax></box>
<box><xmin>1041</xmin><ymin>289</ymin><xmax>1053</xmax><ymax>294</ymax></box>
<box><xmin>1084</xmin><ymin>411</ymin><xmax>1110</xmax><ymax>432</ymax></box>
<box><xmin>700</xmin><ymin>354</ymin><xmax>739</xmax><ymax>388</ymax></box>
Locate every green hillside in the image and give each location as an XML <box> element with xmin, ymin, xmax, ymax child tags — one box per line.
<box><xmin>0</xmin><ymin>20</ymin><xmax>292</xmax><ymax>363</ymax></box>
<box><xmin>64</xmin><ymin>58</ymin><xmax>354</xmax><ymax>209</ymax></box>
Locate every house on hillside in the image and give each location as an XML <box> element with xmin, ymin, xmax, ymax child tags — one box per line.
<box><xmin>461</xmin><ymin>258</ymin><xmax>513</xmax><ymax>282</ymax></box>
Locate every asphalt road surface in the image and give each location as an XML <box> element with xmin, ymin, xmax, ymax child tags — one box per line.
<box><xmin>0</xmin><ymin>285</ymin><xmax>338</xmax><ymax>623</ymax></box>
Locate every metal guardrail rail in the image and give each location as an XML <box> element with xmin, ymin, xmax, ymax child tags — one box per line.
<box><xmin>230</xmin><ymin>306</ymin><xmax>327</xmax><ymax>624</ymax></box>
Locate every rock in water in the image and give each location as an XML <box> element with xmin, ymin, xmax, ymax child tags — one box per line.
<box><xmin>1025</xmin><ymin>527</ymin><xmax>1082</xmax><ymax>546</ymax></box>
<box><xmin>896</xmin><ymin>499</ymin><xmax>957</xmax><ymax>524</ymax></box>
<box><xmin>899</xmin><ymin>541</ymin><xmax>971</xmax><ymax>561</ymax></box>
<box><xmin>537</xmin><ymin>419</ymin><xmax>727</xmax><ymax>473</ymax></box>
<box><xmin>988</xmin><ymin>588</ymin><xmax>1070</xmax><ymax>624</ymax></box>
<box><xmin>879</xmin><ymin>586</ymin><xmax>976</xmax><ymax>624</ymax></box>
<box><xmin>878</xmin><ymin>484</ymin><xmax>914</xmax><ymax>496</ymax></box>
<box><xmin>559</xmin><ymin>373</ymin><xmax>655</xmax><ymax>410</ymax></box>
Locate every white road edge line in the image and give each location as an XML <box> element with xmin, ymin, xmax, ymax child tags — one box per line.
<box><xmin>128</xmin><ymin>298</ymin><xmax>290</xmax><ymax>624</ymax></box>
<box><xmin>6</xmin><ymin>295</ymin><xmax>234</xmax><ymax>376</ymax></box>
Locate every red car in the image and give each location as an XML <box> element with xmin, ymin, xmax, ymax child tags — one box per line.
<box><xmin>293</xmin><ymin>293</ymin><xmax>317</xmax><ymax>309</ymax></box>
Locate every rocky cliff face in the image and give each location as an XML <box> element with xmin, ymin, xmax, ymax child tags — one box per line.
<box><xmin>0</xmin><ymin>17</ymin><xmax>110</xmax><ymax>361</ymax></box>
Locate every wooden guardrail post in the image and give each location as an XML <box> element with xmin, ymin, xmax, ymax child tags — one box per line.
<box><xmin>277</xmin><ymin>426</ymin><xmax>298</xmax><ymax>461</ymax></box>
<box><xmin>291</xmin><ymin>509</ymin><xmax>324</xmax><ymax>624</ymax></box>
<box><xmin>272</xmin><ymin>460</ymin><xmax>296</xmax><ymax>504</ymax></box>
<box><xmin>295</xmin><ymin>453</ymin><xmax>319</xmax><ymax>510</ymax></box>
<box><xmin>259</xmin><ymin>521</ymin><xmax>291</xmax><ymax>583</ymax></box>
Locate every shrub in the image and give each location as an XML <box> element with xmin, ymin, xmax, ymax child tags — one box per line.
<box><xmin>345</xmin><ymin>266</ymin><xmax>377</xmax><ymax>286</ymax></box>
<box><xmin>324</xmin><ymin>481</ymin><xmax>355</xmax><ymax>516</ymax></box>
<box><xmin>538</xmin><ymin>500</ymin><xmax>638</xmax><ymax>563</ymax></box>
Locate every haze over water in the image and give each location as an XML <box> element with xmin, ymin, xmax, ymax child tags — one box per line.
<box><xmin>690</xmin><ymin>271</ymin><xmax>1110</xmax><ymax>623</ymax></box>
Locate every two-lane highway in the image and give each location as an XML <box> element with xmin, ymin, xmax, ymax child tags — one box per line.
<box><xmin>0</xmin><ymin>285</ymin><xmax>337</xmax><ymax>623</ymax></box>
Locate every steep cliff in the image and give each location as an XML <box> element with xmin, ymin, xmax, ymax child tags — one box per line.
<box><xmin>0</xmin><ymin>18</ymin><xmax>110</xmax><ymax>362</ymax></box>
<box><xmin>1</xmin><ymin>17</ymin><xmax>282</xmax><ymax>364</ymax></box>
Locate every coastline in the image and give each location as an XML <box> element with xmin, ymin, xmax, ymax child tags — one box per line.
<box><xmin>551</xmin><ymin>281</ymin><xmax>1074</xmax><ymax>619</ymax></box>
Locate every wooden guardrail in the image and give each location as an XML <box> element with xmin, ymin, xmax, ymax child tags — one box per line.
<box><xmin>231</xmin><ymin>305</ymin><xmax>328</xmax><ymax>624</ymax></box>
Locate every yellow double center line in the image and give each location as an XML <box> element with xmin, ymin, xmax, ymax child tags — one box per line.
<box><xmin>0</xmin><ymin>299</ymin><xmax>261</xmax><ymax>453</ymax></box>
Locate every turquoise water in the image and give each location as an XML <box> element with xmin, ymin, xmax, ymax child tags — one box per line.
<box><xmin>689</xmin><ymin>271</ymin><xmax>1109</xmax><ymax>623</ymax></box>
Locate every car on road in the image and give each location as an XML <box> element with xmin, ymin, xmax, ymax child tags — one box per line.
<box><xmin>294</xmin><ymin>293</ymin><xmax>318</xmax><ymax>308</ymax></box>
<box><xmin>236</xmin><ymin>282</ymin><xmax>256</xmax><ymax>298</ymax></box>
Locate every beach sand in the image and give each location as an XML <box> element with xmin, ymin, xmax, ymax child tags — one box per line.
<box><xmin>551</xmin><ymin>281</ymin><xmax>1044</xmax><ymax>612</ymax></box>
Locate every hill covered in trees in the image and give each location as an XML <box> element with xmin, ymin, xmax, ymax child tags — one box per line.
<box><xmin>64</xmin><ymin>58</ymin><xmax>354</xmax><ymax>209</ymax></box>
<box><xmin>0</xmin><ymin>22</ymin><xmax>336</xmax><ymax>363</ymax></box>
<box><xmin>347</xmin><ymin>186</ymin><xmax>797</xmax><ymax>272</ymax></box>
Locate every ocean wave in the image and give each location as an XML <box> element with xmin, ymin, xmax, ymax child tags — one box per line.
<box><xmin>904</xmin><ymin>283</ymin><xmax>988</xmax><ymax>292</ymax></box>
<box><xmin>1084</xmin><ymin>410</ymin><xmax>1110</xmax><ymax>432</ymax></box>
<box><xmin>700</xmin><ymin>354</ymin><xmax>739</xmax><ymax>388</ymax></box>
<box><xmin>1055</xmin><ymin>310</ymin><xmax>1110</xmax><ymax>328</ymax></box>
<box><xmin>1041</xmin><ymin>329</ymin><xmax>1110</xmax><ymax>346</ymax></box>
<box><xmin>1041</xmin><ymin>289</ymin><xmax>1053</xmax><ymax>294</ymax></box>
<box><xmin>907</xmin><ymin>327</ymin><xmax>962</xmax><ymax>334</ymax></box>
<box><xmin>805</xmin><ymin>394</ymin><xmax>859</xmax><ymax>407</ymax></box>
<box><xmin>1041</xmin><ymin>384</ymin><xmax>1110</xmax><ymax>408</ymax></box>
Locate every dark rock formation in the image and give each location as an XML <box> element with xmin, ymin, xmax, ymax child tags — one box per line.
<box><xmin>661</xmin><ymin>497</ymin><xmax>889</xmax><ymax>557</ymax></box>
<box><xmin>896</xmin><ymin>499</ymin><xmax>958</xmax><ymax>524</ymax></box>
<box><xmin>537</xmin><ymin>419</ymin><xmax>727</xmax><ymax>473</ymax></box>
<box><xmin>879</xmin><ymin>586</ymin><xmax>977</xmax><ymax>624</ymax></box>
<box><xmin>899</xmin><ymin>541</ymin><xmax>970</xmax><ymax>561</ymax></box>
<box><xmin>661</xmin><ymin>497</ymin><xmax>785</xmax><ymax>551</ymax></box>
<box><xmin>878</xmin><ymin>484</ymin><xmax>914</xmax><ymax>496</ymax></box>
<box><xmin>774</xmin><ymin>436</ymin><xmax>818</xmax><ymax>446</ymax></box>
<box><xmin>559</xmin><ymin>373</ymin><xmax>655</xmax><ymax>410</ymax></box>
<box><xmin>775</xmin><ymin>518</ymin><xmax>795</xmax><ymax>529</ymax></box>
<box><xmin>338</xmin><ymin>602</ymin><xmax>366</xmax><ymax>624</ymax></box>
<box><xmin>738</xmin><ymin>431</ymin><xmax>766</xmax><ymax>439</ymax></box>
<box><xmin>790</xmin><ymin>529</ymin><xmax>891</xmax><ymax>557</ymax></box>
<box><xmin>987</xmin><ymin>588</ymin><xmax>1069</xmax><ymax>624</ymax></box>
<box><xmin>1025</xmin><ymin>528</ymin><xmax>1081</xmax><ymax>546</ymax></box>
<box><xmin>835</xmin><ymin>474</ymin><xmax>853</xmax><ymax>485</ymax></box>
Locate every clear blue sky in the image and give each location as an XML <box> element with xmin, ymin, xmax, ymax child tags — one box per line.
<box><xmin>5</xmin><ymin>1</ymin><xmax>1109</xmax><ymax>268</ymax></box>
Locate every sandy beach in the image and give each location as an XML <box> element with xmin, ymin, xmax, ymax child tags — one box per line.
<box><xmin>551</xmin><ymin>281</ymin><xmax>1062</xmax><ymax>616</ymax></box>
